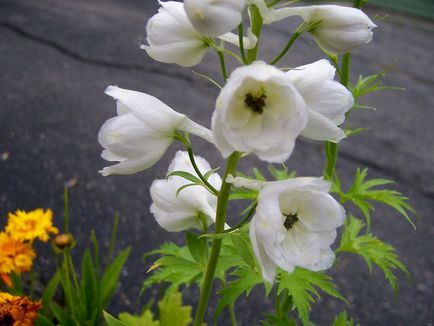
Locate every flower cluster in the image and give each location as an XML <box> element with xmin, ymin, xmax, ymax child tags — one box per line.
<box><xmin>0</xmin><ymin>292</ymin><xmax>42</xmax><ymax>326</ymax></box>
<box><xmin>0</xmin><ymin>209</ymin><xmax>58</xmax><ymax>286</ymax></box>
<box><xmin>97</xmin><ymin>0</ymin><xmax>375</xmax><ymax>284</ymax></box>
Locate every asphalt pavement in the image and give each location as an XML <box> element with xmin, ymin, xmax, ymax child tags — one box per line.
<box><xmin>0</xmin><ymin>0</ymin><xmax>433</xmax><ymax>324</ymax></box>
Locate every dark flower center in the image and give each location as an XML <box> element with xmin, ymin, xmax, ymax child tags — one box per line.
<box><xmin>283</xmin><ymin>213</ymin><xmax>299</xmax><ymax>230</ymax></box>
<box><xmin>245</xmin><ymin>93</ymin><xmax>266</xmax><ymax>114</ymax></box>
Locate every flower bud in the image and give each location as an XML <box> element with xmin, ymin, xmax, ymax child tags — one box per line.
<box><xmin>271</xmin><ymin>5</ymin><xmax>377</xmax><ymax>54</ymax></box>
<box><xmin>184</xmin><ymin>0</ymin><xmax>246</xmax><ymax>37</ymax></box>
<box><xmin>53</xmin><ymin>234</ymin><xmax>74</xmax><ymax>249</ymax></box>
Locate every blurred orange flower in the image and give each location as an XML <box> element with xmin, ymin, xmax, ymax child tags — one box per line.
<box><xmin>6</xmin><ymin>209</ymin><xmax>59</xmax><ymax>242</ymax></box>
<box><xmin>0</xmin><ymin>232</ymin><xmax>35</xmax><ymax>274</ymax></box>
<box><xmin>0</xmin><ymin>292</ymin><xmax>42</xmax><ymax>326</ymax></box>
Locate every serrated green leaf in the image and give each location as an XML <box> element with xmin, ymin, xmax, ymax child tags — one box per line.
<box><xmin>100</xmin><ymin>247</ymin><xmax>131</xmax><ymax>308</ymax></box>
<box><xmin>119</xmin><ymin>310</ymin><xmax>160</xmax><ymax>326</ymax></box>
<box><xmin>261</xmin><ymin>314</ymin><xmax>298</xmax><ymax>326</ymax></box>
<box><xmin>332</xmin><ymin>311</ymin><xmax>358</xmax><ymax>326</ymax></box>
<box><xmin>159</xmin><ymin>292</ymin><xmax>192</xmax><ymax>326</ymax></box>
<box><xmin>338</xmin><ymin>216</ymin><xmax>409</xmax><ymax>292</ymax></box>
<box><xmin>277</xmin><ymin>268</ymin><xmax>347</xmax><ymax>324</ymax></box>
<box><xmin>215</xmin><ymin>266</ymin><xmax>264</xmax><ymax>323</ymax></box>
<box><xmin>231</xmin><ymin>234</ymin><xmax>256</xmax><ymax>269</ymax></box>
<box><xmin>339</xmin><ymin>168</ymin><xmax>415</xmax><ymax>229</ymax></box>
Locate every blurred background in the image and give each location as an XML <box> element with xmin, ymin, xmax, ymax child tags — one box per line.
<box><xmin>0</xmin><ymin>0</ymin><xmax>433</xmax><ymax>324</ymax></box>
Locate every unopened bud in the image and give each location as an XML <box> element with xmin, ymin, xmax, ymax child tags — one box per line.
<box><xmin>53</xmin><ymin>234</ymin><xmax>74</xmax><ymax>249</ymax></box>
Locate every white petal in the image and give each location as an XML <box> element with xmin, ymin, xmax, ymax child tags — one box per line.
<box><xmin>301</xmin><ymin>109</ymin><xmax>346</xmax><ymax>142</ymax></box>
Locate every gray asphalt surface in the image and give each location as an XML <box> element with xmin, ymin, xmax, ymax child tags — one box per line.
<box><xmin>0</xmin><ymin>0</ymin><xmax>433</xmax><ymax>325</ymax></box>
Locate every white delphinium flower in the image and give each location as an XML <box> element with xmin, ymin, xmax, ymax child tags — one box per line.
<box><xmin>142</xmin><ymin>1</ymin><xmax>257</xmax><ymax>67</ymax></box>
<box><xmin>228</xmin><ymin>175</ymin><xmax>345</xmax><ymax>283</ymax></box>
<box><xmin>184</xmin><ymin>0</ymin><xmax>247</xmax><ymax>37</ymax></box>
<box><xmin>150</xmin><ymin>151</ymin><xmax>221</xmax><ymax>232</ymax></box>
<box><xmin>287</xmin><ymin>59</ymin><xmax>354</xmax><ymax>142</ymax></box>
<box><xmin>211</xmin><ymin>61</ymin><xmax>307</xmax><ymax>163</ymax></box>
<box><xmin>271</xmin><ymin>5</ymin><xmax>377</xmax><ymax>54</ymax></box>
<box><xmin>98</xmin><ymin>86</ymin><xmax>212</xmax><ymax>176</ymax></box>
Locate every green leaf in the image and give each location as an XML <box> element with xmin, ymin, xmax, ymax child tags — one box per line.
<box><xmin>277</xmin><ymin>268</ymin><xmax>347</xmax><ymax>324</ymax></box>
<box><xmin>158</xmin><ymin>292</ymin><xmax>192</xmax><ymax>326</ymax></box>
<box><xmin>338</xmin><ymin>215</ymin><xmax>409</xmax><ymax>292</ymax></box>
<box><xmin>203</xmin><ymin>167</ymin><xmax>220</xmax><ymax>180</ymax></box>
<box><xmin>268</xmin><ymin>165</ymin><xmax>296</xmax><ymax>181</ymax></box>
<box><xmin>80</xmin><ymin>249</ymin><xmax>98</xmax><ymax>319</ymax></box>
<box><xmin>100</xmin><ymin>247</ymin><xmax>131</xmax><ymax>308</ymax></box>
<box><xmin>332</xmin><ymin>311</ymin><xmax>358</xmax><ymax>326</ymax></box>
<box><xmin>166</xmin><ymin>170</ymin><xmax>204</xmax><ymax>185</ymax></box>
<box><xmin>176</xmin><ymin>183</ymin><xmax>202</xmax><ymax>196</ymax></box>
<box><xmin>215</xmin><ymin>266</ymin><xmax>265</xmax><ymax>323</ymax></box>
<box><xmin>35</xmin><ymin>315</ymin><xmax>55</xmax><ymax>326</ymax></box>
<box><xmin>118</xmin><ymin>310</ymin><xmax>160</xmax><ymax>326</ymax></box>
<box><xmin>230</xmin><ymin>234</ymin><xmax>256</xmax><ymax>269</ymax></box>
<box><xmin>261</xmin><ymin>314</ymin><xmax>298</xmax><ymax>326</ymax></box>
<box><xmin>103</xmin><ymin>311</ymin><xmax>127</xmax><ymax>326</ymax></box>
<box><xmin>41</xmin><ymin>271</ymin><xmax>60</xmax><ymax>316</ymax></box>
<box><xmin>50</xmin><ymin>303</ymin><xmax>75</xmax><ymax>326</ymax></box>
<box><xmin>253</xmin><ymin>167</ymin><xmax>267</xmax><ymax>181</ymax></box>
<box><xmin>337</xmin><ymin>168</ymin><xmax>415</xmax><ymax>229</ymax></box>
<box><xmin>351</xmin><ymin>71</ymin><xmax>403</xmax><ymax>100</ymax></box>
<box><xmin>186</xmin><ymin>231</ymin><xmax>209</xmax><ymax>266</ymax></box>
<box><xmin>143</xmin><ymin>243</ymin><xmax>202</xmax><ymax>294</ymax></box>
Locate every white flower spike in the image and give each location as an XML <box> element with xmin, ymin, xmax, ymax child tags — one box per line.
<box><xmin>287</xmin><ymin>59</ymin><xmax>354</xmax><ymax>142</ymax></box>
<box><xmin>150</xmin><ymin>151</ymin><xmax>221</xmax><ymax>232</ymax></box>
<box><xmin>271</xmin><ymin>5</ymin><xmax>377</xmax><ymax>54</ymax></box>
<box><xmin>229</xmin><ymin>176</ymin><xmax>345</xmax><ymax>283</ymax></box>
<box><xmin>184</xmin><ymin>0</ymin><xmax>247</xmax><ymax>37</ymax></box>
<box><xmin>211</xmin><ymin>61</ymin><xmax>307</xmax><ymax>163</ymax></box>
<box><xmin>98</xmin><ymin>86</ymin><xmax>212</xmax><ymax>176</ymax></box>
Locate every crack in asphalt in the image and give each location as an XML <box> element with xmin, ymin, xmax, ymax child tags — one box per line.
<box><xmin>0</xmin><ymin>22</ymin><xmax>197</xmax><ymax>85</ymax></box>
<box><xmin>1</xmin><ymin>22</ymin><xmax>432</xmax><ymax>199</ymax></box>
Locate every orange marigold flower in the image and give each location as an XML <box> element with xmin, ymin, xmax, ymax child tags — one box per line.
<box><xmin>0</xmin><ymin>232</ymin><xmax>35</xmax><ymax>274</ymax></box>
<box><xmin>6</xmin><ymin>209</ymin><xmax>59</xmax><ymax>242</ymax></box>
<box><xmin>0</xmin><ymin>292</ymin><xmax>42</xmax><ymax>326</ymax></box>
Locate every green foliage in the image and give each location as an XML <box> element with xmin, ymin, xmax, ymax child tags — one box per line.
<box><xmin>261</xmin><ymin>314</ymin><xmax>298</xmax><ymax>326</ymax></box>
<box><xmin>215</xmin><ymin>265</ymin><xmax>267</xmax><ymax>322</ymax></box>
<box><xmin>143</xmin><ymin>242</ymin><xmax>203</xmax><ymax>294</ymax></box>
<box><xmin>104</xmin><ymin>292</ymin><xmax>192</xmax><ymax>326</ymax></box>
<box><xmin>338</xmin><ymin>216</ymin><xmax>409</xmax><ymax>292</ymax></box>
<box><xmin>351</xmin><ymin>71</ymin><xmax>403</xmax><ymax>100</ymax></box>
<box><xmin>276</xmin><ymin>268</ymin><xmax>347</xmax><ymax>324</ymax></box>
<box><xmin>333</xmin><ymin>168</ymin><xmax>415</xmax><ymax>229</ymax></box>
<box><xmin>158</xmin><ymin>292</ymin><xmax>193</xmax><ymax>326</ymax></box>
<box><xmin>332</xmin><ymin>311</ymin><xmax>358</xmax><ymax>326</ymax></box>
<box><xmin>119</xmin><ymin>310</ymin><xmax>159</xmax><ymax>326</ymax></box>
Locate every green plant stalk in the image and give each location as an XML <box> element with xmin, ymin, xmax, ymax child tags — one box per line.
<box><xmin>238</xmin><ymin>23</ymin><xmax>248</xmax><ymax>65</ymax></box>
<box><xmin>218</xmin><ymin>51</ymin><xmax>228</xmax><ymax>80</ymax></box>
<box><xmin>187</xmin><ymin>145</ymin><xmax>220</xmax><ymax>195</ymax></box>
<box><xmin>246</xmin><ymin>5</ymin><xmax>263</xmax><ymax>64</ymax></box>
<box><xmin>269</xmin><ymin>29</ymin><xmax>301</xmax><ymax>65</ymax></box>
<box><xmin>229</xmin><ymin>303</ymin><xmax>238</xmax><ymax>326</ymax></box>
<box><xmin>193</xmin><ymin>152</ymin><xmax>241</xmax><ymax>326</ymax></box>
<box><xmin>324</xmin><ymin>53</ymin><xmax>351</xmax><ymax>179</ymax></box>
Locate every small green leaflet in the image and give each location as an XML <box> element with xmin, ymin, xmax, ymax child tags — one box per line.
<box><xmin>276</xmin><ymin>268</ymin><xmax>347</xmax><ymax>324</ymax></box>
<box><xmin>333</xmin><ymin>168</ymin><xmax>416</xmax><ymax>230</ymax></box>
<box><xmin>332</xmin><ymin>311</ymin><xmax>358</xmax><ymax>326</ymax></box>
<box><xmin>337</xmin><ymin>215</ymin><xmax>409</xmax><ymax>293</ymax></box>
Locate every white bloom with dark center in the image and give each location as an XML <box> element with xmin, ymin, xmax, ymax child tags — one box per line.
<box><xmin>150</xmin><ymin>151</ymin><xmax>221</xmax><ymax>232</ymax></box>
<box><xmin>98</xmin><ymin>86</ymin><xmax>212</xmax><ymax>176</ymax></box>
<box><xmin>270</xmin><ymin>5</ymin><xmax>377</xmax><ymax>54</ymax></box>
<box><xmin>228</xmin><ymin>176</ymin><xmax>345</xmax><ymax>283</ymax></box>
<box><xmin>287</xmin><ymin>59</ymin><xmax>354</xmax><ymax>142</ymax></box>
<box><xmin>211</xmin><ymin>61</ymin><xmax>307</xmax><ymax>163</ymax></box>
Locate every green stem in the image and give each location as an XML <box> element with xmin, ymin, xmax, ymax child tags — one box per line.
<box><xmin>238</xmin><ymin>24</ymin><xmax>248</xmax><ymax>65</ymax></box>
<box><xmin>229</xmin><ymin>303</ymin><xmax>238</xmax><ymax>326</ymax></box>
<box><xmin>63</xmin><ymin>187</ymin><xmax>69</xmax><ymax>233</ymax></box>
<box><xmin>217</xmin><ymin>51</ymin><xmax>228</xmax><ymax>80</ymax></box>
<box><xmin>187</xmin><ymin>145</ymin><xmax>220</xmax><ymax>196</ymax></box>
<box><xmin>193</xmin><ymin>152</ymin><xmax>241</xmax><ymax>326</ymax></box>
<box><xmin>269</xmin><ymin>30</ymin><xmax>301</xmax><ymax>65</ymax></box>
<box><xmin>353</xmin><ymin>0</ymin><xmax>364</xmax><ymax>9</ymax></box>
<box><xmin>324</xmin><ymin>53</ymin><xmax>351</xmax><ymax>180</ymax></box>
<box><xmin>246</xmin><ymin>5</ymin><xmax>263</xmax><ymax>64</ymax></box>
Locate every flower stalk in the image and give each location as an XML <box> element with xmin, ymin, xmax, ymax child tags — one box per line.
<box><xmin>193</xmin><ymin>152</ymin><xmax>241</xmax><ymax>326</ymax></box>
